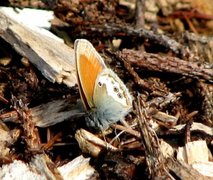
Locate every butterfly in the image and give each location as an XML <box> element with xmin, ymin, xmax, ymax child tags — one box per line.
<box><xmin>75</xmin><ymin>39</ymin><xmax>132</xmax><ymax>130</ymax></box>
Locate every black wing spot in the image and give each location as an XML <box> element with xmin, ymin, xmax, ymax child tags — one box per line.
<box><xmin>98</xmin><ymin>81</ymin><xmax>102</xmax><ymax>87</ymax></box>
<box><xmin>117</xmin><ymin>93</ymin><xmax>123</xmax><ymax>99</ymax></box>
<box><xmin>113</xmin><ymin>86</ymin><xmax>119</xmax><ymax>93</ymax></box>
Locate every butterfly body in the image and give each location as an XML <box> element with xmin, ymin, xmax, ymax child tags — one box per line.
<box><xmin>75</xmin><ymin>39</ymin><xmax>132</xmax><ymax>130</ymax></box>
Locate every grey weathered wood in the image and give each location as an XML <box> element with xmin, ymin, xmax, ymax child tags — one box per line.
<box><xmin>31</xmin><ymin>99</ymin><xmax>85</xmax><ymax>127</ymax></box>
<box><xmin>0</xmin><ymin>10</ymin><xmax>77</xmax><ymax>87</ymax></box>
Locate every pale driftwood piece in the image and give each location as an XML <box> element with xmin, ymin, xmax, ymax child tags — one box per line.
<box><xmin>165</xmin><ymin>151</ymin><xmax>211</xmax><ymax>179</ymax></box>
<box><xmin>166</xmin><ymin>158</ymin><xmax>212</xmax><ymax>180</ymax></box>
<box><xmin>0</xmin><ymin>7</ymin><xmax>54</xmax><ymax>29</ymax></box>
<box><xmin>177</xmin><ymin>140</ymin><xmax>209</xmax><ymax>164</ymax></box>
<box><xmin>58</xmin><ymin>155</ymin><xmax>96</xmax><ymax>180</ymax></box>
<box><xmin>176</xmin><ymin>140</ymin><xmax>213</xmax><ymax>177</ymax></box>
<box><xmin>30</xmin><ymin>154</ymin><xmax>63</xmax><ymax>180</ymax></box>
<box><xmin>75</xmin><ymin>128</ymin><xmax>117</xmax><ymax>157</ymax></box>
<box><xmin>152</xmin><ymin>111</ymin><xmax>178</xmax><ymax>128</ymax></box>
<box><xmin>0</xmin><ymin>160</ymin><xmax>46</xmax><ymax>180</ymax></box>
<box><xmin>159</xmin><ymin>139</ymin><xmax>175</xmax><ymax>158</ymax></box>
<box><xmin>0</xmin><ymin>11</ymin><xmax>77</xmax><ymax>87</ymax></box>
<box><xmin>192</xmin><ymin>162</ymin><xmax>213</xmax><ymax>177</ymax></box>
<box><xmin>162</xmin><ymin>122</ymin><xmax>213</xmax><ymax>136</ymax></box>
<box><xmin>0</xmin><ymin>154</ymin><xmax>62</xmax><ymax>180</ymax></box>
<box><xmin>31</xmin><ymin>99</ymin><xmax>85</xmax><ymax>128</ymax></box>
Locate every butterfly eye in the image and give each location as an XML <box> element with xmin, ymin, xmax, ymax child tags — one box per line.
<box><xmin>117</xmin><ymin>93</ymin><xmax>123</xmax><ymax>99</ymax></box>
<box><xmin>98</xmin><ymin>81</ymin><xmax>102</xmax><ymax>87</ymax></box>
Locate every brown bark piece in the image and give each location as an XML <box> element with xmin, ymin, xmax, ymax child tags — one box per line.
<box><xmin>135</xmin><ymin>96</ymin><xmax>172</xmax><ymax>179</ymax></box>
<box><xmin>197</xmin><ymin>82</ymin><xmax>213</xmax><ymax>125</ymax></box>
<box><xmin>118</xmin><ymin>49</ymin><xmax>213</xmax><ymax>82</ymax></box>
<box><xmin>12</xmin><ymin>96</ymin><xmax>40</xmax><ymax>150</ymax></box>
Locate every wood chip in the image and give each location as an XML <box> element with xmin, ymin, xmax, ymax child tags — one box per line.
<box><xmin>177</xmin><ymin>140</ymin><xmax>213</xmax><ymax>177</ymax></box>
<box><xmin>177</xmin><ymin>140</ymin><xmax>209</xmax><ymax>164</ymax></box>
<box><xmin>0</xmin><ymin>10</ymin><xmax>77</xmax><ymax>87</ymax></box>
<box><xmin>0</xmin><ymin>154</ymin><xmax>62</xmax><ymax>180</ymax></box>
<box><xmin>75</xmin><ymin>128</ymin><xmax>117</xmax><ymax>157</ymax></box>
<box><xmin>168</xmin><ymin>122</ymin><xmax>213</xmax><ymax>136</ymax></box>
<box><xmin>58</xmin><ymin>155</ymin><xmax>96</xmax><ymax>180</ymax></box>
<box><xmin>31</xmin><ymin>99</ymin><xmax>85</xmax><ymax>128</ymax></box>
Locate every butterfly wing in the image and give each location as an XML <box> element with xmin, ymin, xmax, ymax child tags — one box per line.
<box><xmin>92</xmin><ymin>68</ymin><xmax>132</xmax><ymax>129</ymax></box>
<box><xmin>75</xmin><ymin>39</ymin><xmax>107</xmax><ymax>110</ymax></box>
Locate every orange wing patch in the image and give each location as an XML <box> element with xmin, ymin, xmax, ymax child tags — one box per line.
<box><xmin>78</xmin><ymin>54</ymin><xmax>104</xmax><ymax>109</ymax></box>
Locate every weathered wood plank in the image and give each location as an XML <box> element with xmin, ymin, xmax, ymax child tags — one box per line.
<box><xmin>0</xmin><ymin>10</ymin><xmax>77</xmax><ymax>87</ymax></box>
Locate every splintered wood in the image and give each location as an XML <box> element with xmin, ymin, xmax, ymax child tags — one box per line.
<box><xmin>0</xmin><ymin>11</ymin><xmax>77</xmax><ymax>87</ymax></box>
